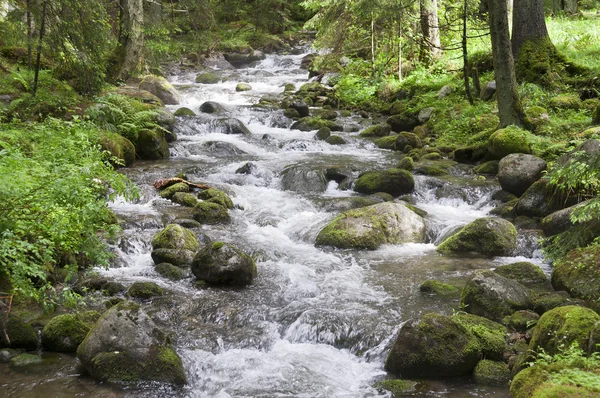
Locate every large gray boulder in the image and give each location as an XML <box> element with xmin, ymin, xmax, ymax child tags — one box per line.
<box><xmin>461</xmin><ymin>270</ymin><xmax>534</xmax><ymax>322</ymax></box>
<box><xmin>77</xmin><ymin>301</ymin><xmax>186</xmax><ymax>385</ymax></box>
<box><xmin>315</xmin><ymin>202</ymin><xmax>426</xmax><ymax>250</ymax></box>
<box><xmin>138</xmin><ymin>75</ymin><xmax>180</xmax><ymax>105</ymax></box>
<box><xmin>498</xmin><ymin>154</ymin><xmax>547</xmax><ymax>197</ymax></box>
<box><xmin>281</xmin><ymin>165</ymin><xmax>328</xmax><ymax>193</ymax></box>
<box><xmin>516</xmin><ymin>179</ymin><xmax>571</xmax><ymax>218</ymax></box>
<box><xmin>480</xmin><ymin>81</ymin><xmax>497</xmax><ymax>101</ymax></box>
<box><xmin>191</xmin><ymin>242</ymin><xmax>256</xmax><ymax>286</ymax></box>
<box><xmin>541</xmin><ymin>200</ymin><xmax>595</xmax><ymax>236</ymax></box>
<box><xmin>385</xmin><ymin>313</ymin><xmax>481</xmax><ymax>377</ymax></box>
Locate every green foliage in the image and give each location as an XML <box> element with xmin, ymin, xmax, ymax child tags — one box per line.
<box><xmin>0</xmin><ymin>119</ymin><xmax>137</xmax><ymax>307</ymax></box>
<box><xmin>85</xmin><ymin>94</ymin><xmax>166</xmax><ymax>143</ymax></box>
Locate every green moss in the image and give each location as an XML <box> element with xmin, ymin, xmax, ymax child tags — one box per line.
<box><xmin>353</xmin><ymin>169</ymin><xmax>415</xmax><ymax>196</ymax></box>
<box><xmin>155</xmin><ymin>263</ymin><xmax>187</xmax><ymax>281</ymax></box>
<box><xmin>127</xmin><ymin>282</ymin><xmax>164</xmax><ymax>300</ymax></box>
<box><xmin>488</xmin><ymin>126</ymin><xmax>534</xmax><ymax>159</ymax></box>
<box><xmin>193</xmin><ymin>201</ymin><xmax>231</xmax><ymax>224</ymax></box>
<box><xmin>197</xmin><ymin>188</ymin><xmax>234</xmax><ymax>209</ymax></box>
<box><xmin>530</xmin><ymin>306</ymin><xmax>600</xmax><ymax>355</ymax></box>
<box><xmin>473</xmin><ymin>360</ymin><xmax>510</xmax><ymax>386</ymax></box>
<box><xmin>437</xmin><ymin>217</ymin><xmax>517</xmax><ymax>256</ymax></box>
<box><xmin>151</xmin><ymin>224</ymin><xmax>200</xmax><ymax>251</ymax></box>
<box><xmin>99</xmin><ymin>132</ymin><xmax>136</xmax><ymax>167</ymax></box>
<box><xmin>490</xmin><ymin>198</ymin><xmax>518</xmax><ymax>219</ymax></box>
<box><xmin>419</xmin><ymin>280</ymin><xmax>459</xmax><ymax>297</ymax></box>
<box><xmin>315</xmin><ymin>213</ymin><xmax>386</xmax><ymax>250</ymax></box>
<box><xmin>236</xmin><ymin>83</ymin><xmax>252</xmax><ymax>92</ymax></box>
<box><xmin>515</xmin><ymin>38</ymin><xmax>576</xmax><ymax>88</ymax></box>
<box><xmin>494</xmin><ymin>262</ymin><xmax>547</xmax><ymax>286</ymax></box>
<box><xmin>453</xmin><ymin>313</ymin><xmax>507</xmax><ymax>361</ymax></box>
<box><xmin>404</xmin><ymin>203</ymin><xmax>428</xmax><ymax>217</ymax></box>
<box><xmin>174</xmin><ymin>107</ymin><xmax>196</xmax><ymax>117</ymax></box>
<box><xmin>0</xmin><ymin>316</ymin><xmax>38</xmax><ymax>350</ymax></box>
<box><xmin>212</xmin><ymin>241</ymin><xmax>224</xmax><ymax>250</ymax></box>
<box><xmin>292</xmin><ymin>116</ymin><xmax>340</xmax><ymax>132</ymax></box>
<box><xmin>41</xmin><ymin>313</ymin><xmax>94</xmax><ymax>352</ymax></box>
<box><xmin>532</xmin><ymin>384</ymin><xmax>600</xmax><ymax>398</ymax></box>
<box><xmin>395</xmin><ymin>132</ymin><xmax>422</xmax><ymax>152</ymax></box>
<box><xmin>422</xmin><ymin>152</ymin><xmax>442</xmax><ymax>160</ymax></box>
<box><xmin>325</xmin><ymin>135</ymin><xmax>346</xmax><ymax>145</ymax></box>
<box><xmin>414</xmin><ymin>165</ymin><xmax>448</xmax><ymax>176</ymax></box>
<box><xmin>159</xmin><ymin>182</ymin><xmax>189</xmax><ymax>200</ymax></box>
<box><xmin>397</xmin><ymin>156</ymin><xmax>414</xmax><ymax>171</ymax></box>
<box><xmin>171</xmin><ymin>192</ymin><xmax>199</xmax><ymax>207</ymax></box>
<box><xmin>453</xmin><ymin>143</ymin><xmax>488</xmax><ymax>163</ymax></box>
<box><xmin>360</xmin><ymin>123</ymin><xmax>391</xmax><ymax>138</ymax></box>
<box><xmin>10</xmin><ymin>353</ymin><xmax>43</xmax><ymax>367</ymax></box>
<box><xmin>549</xmin><ymin>95</ymin><xmax>581</xmax><ymax>111</ymax></box>
<box><xmin>195</xmin><ymin>72</ymin><xmax>220</xmax><ymax>84</ymax></box>
<box><xmin>136</xmin><ymin>129</ymin><xmax>170</xmax><ymax>160</ymax></box>
<box><xmin>474</xmin><ymin>160</ymin><xmax>499</xmax><ymax>175</ymax></box>
<box><xmin>504</xmin><ymin>310</ymin><xmax>540</xmax><ymax>332</ymax></box>
<box><xmin>533</xmin><ymin>291</ymin><xmax>575</xmax><ymax>315</ymax></box>
<box><xmin>374</xmin><ymin>379</ymin><xmax>423</xmax><ymax>396</ymax></box>
<box><xmin>552</xmin><ymin>245</ymin><xmax>600</xmax><ymax>301</ymax></box>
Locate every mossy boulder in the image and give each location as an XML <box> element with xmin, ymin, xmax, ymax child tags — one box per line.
<box><xmin>139</xmin><ymin>75</ymin><xmax>180</xmax><ymax>105</ymax></box>
<box><xmin>384</xmin><ymin>313</ymin><xmax>481</xmax><ymax>377</ymax></box>
<box><xmin>235</xmin><ymin>83</ymin><xmax>252</xmax><ymax>92</ymax></box>
<box><xmin>325</xmin><ymin>135</ymin><xmax>346</xmax><ymax>145</ymax></box>
<box><xmin>171</xmin><ymin>192</ymin><xmax>199</xmax><ymax>207</ymax></box>
<box><xmin>374</xmin><ymin>379</ymin><xmax>427</xmax><ymax>396</ymax></box>
<box><xmin>197</xmin><ymin>188</ymin><xmax>234</xmax><ymax>209</ymax></box>
<box><xmin>314</xmin><ymin>127</ymin><xmax>331</xmax><ymax>141</ymax></box>
<box><xmin>437</xmin><ymin>217</ymin><xmax>517</xmax><ymax>256</ymax></box>
<box><xmin>526</xmin><ymin>106</ymin><xmax>550</xmax><ymax>128</ymax></box>
<box><xmin>199</xmin><ymin>101</ymin><xmax>227</xmax><ymax>114</ymax></box>
<box><xmin>10</xmin><ymin>353</ymin><xmax>44</xmax><ymax>367</ymax></box>
<box><xmin>151</xmin><ymin>248</ymin><xmax>194</xmax><ymax>268</ymax></box>
<box><xmin>136</xmin><ymin>129</ymin><xmax>170</xmax><ymax>160</ymax></box>
<box><xmin>0</xmin><ymin>316</ymin><xmax>38</xmax><ymax>350</ymax></box>
<box><xmin>498</xmin><ymin>154</ymin><xmax>547</xmax><ymax>197</ymax></box>
<box><xmin>99</xmin><ymin>132</ymin><xmax>136</xmax><ymax>167</ymax></box>
<box><xmin>41</xmin><ymin>312</ymin><xmax>99</xmax><ymax>352</ymax></box>
<box><xmin>386</xmin><ymin>114</ymin><xmax>419</xmax><ymax>133</ymax></box>
<box><xmin>151</xmin><ymin>224</ymin><xmax>200</xmax><ymax>252</ymax></box>
<box><xmin>473</xmin><ymin>360</ymin><xmax>510</xmax><ymax>386</ymax></box>
<box><xmin>511</xmin><ymin>364</ymin><xmax>600</xmax><ymax>398</ymax></box>
<box><xmin>155</xmin><ymin>263</ymin><xmax>187</xmax><ymax>281</ymax></box>
<box><xmin>419</xmin><ymin>280</ymin><xmax>460</xmax><ymax>297</ymax></box>
<box><xmin>397</xmin><ymin>156</ymin><xmax>414</xmax><ymax>171</ymax></box>
<box><xmin>395</xmin><ymin>132</ymin><xmax>422</xmax><ymax>152</ymax></box>
<box><xmin>541</xmin><ymin>201</ymin><xmax>597</xmax><ymax>237</ymax></box>
<box><xmin>488</xmin><ymin>127</ymin><xmax>534</xmax><ymax>159</ymax></box>
<box><xmin>127</xmin><ymin>282</ymin><xmax>164</xmax><ymax>300</ymax></box>
<box><xmin>291</xmin><ymin>116</ymin><xmax>341</xmax><ymax>132</ymax></box>
<box><xmin>191</xmin><ymin>242</ymin><xmax>256</xmax><ymax>286</ymax></box>
<box><xmin>549</xmin><ymin>94</ymin><xmax>581</xmax><ymax>110</ymax></box>
<box><xmin>516</xmin><ymin>179</ymin><xmax>571</xmax><ymax>218</ymax></box>
<box><xmin>453</xmin><ymin>143</ymin><xmax>488</xmax><ymax>164</ymax></box>
<box><xmin>453</xmin><ymin>313</ymin><xmax>507</xmax><ymax>361</ymax></box>
<box><xmin>174</xmin><ymin>107</ymin><xmax>196</xmax><ymax>117</ymax></box>
<box><xmin>552</xmin><ymin>246</ymin><xmax>600</xmax><ymax>301</ymax></box>
<box><xmin>474</xmin><ymin>160</ymin><xmax>499</xmax><ymax>175</ymax></box>
<box><xmin>360</xmin><ymin>123</ymin><xmax>391</xmax><ymax>138</ymax></box>
<box><xmin>159</xmin><ymin>182</ymin><xmax>189</xmax><ymax>199</ymax></box>
<box><xmin>529</xmin><ymin>305</ymin><xmax>600</xmax><ymax>355</ymax></box>
<box><xmin>374</xmin><ymin>134</ymin><xmax>398</xmax><ymax>150</ymax></box>
<box><xmin>353</xmin><ymin>168</ymin><xmax>414</xmax><ymax>197</ymax></box>
<box><xmin>461</xmin><ymin>270</ymin><xmax>534</xmax><ymax>322</ymax></box>
<box><xmin>533</xmin><ymin>291</ymin><xmax>577</xmax><ymax>315</ymax></box>
<box><xmin>77</xmin><ymin>301</ymin><xmax>186</xmax><ymax>385</ymax></box>
<box><xmin>193</xmin><ymin>201</ymin><xmax>230</xmax><ymax>224</ymax></box>
<box><xmin>115</xmin><ymin>87</ymin><xmax>162</xmax><ymax>106</ymax></box>
<box><xmin>494</xmin><ymin>262</ymin><xmax>547</xmax><ymax>286</ymax></box>
<box><xmin>195</xmin><ymin>72</ymin><xmax>220</xmax><ymax>84</ymax></box>
<box><xmin>215</xmin><ymin>117</ymin><xmax>252</xmax><ymax>135</ymax></box>
<box><xmin>504</xmin><ymin>310</ymin><xmax>540</xmax><ymax>332</ymax></box>
<box><xmin>315</xmin><ymin>202</ymin><xmax>426</xmax><ymax>250</ymax></box>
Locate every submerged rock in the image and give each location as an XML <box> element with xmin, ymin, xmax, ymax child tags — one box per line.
<box><xmin>437</xmin><ymin>217</ymin><xmax>517</xmax><ymax>256</ymax></box>
<box><xmin>191</xmin><ymin>242</ymin><xmax>256</xmax><ymax>286</ymax></box>
<box><xmin>77</xmin><ymin>301</ymin><xmax>186</xmax><ymax>385</ymax></box>
<box><xmin>315</xmin><ymin>202</ymin><xmax>426</xmax><ymax>250</ymax></box>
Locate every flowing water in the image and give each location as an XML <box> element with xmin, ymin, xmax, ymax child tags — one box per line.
<box><xmin>0</xmin><ymin>48</ymin><xmax>548</xmax><ymax>397</ymax></box>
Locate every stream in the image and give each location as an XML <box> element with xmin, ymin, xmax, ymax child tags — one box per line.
<box><xmin>0</xmin><ymin>48</ymin><xmax>548</xmax><ymax>397</ymax></box>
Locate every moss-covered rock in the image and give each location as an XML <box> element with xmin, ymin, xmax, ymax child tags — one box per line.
<box><xmin>174</xmin><ymin>107</ymin><xmax>196</xmax><ymax>117</ymax></box>
<box><xmin>488</xmin><ymin>126</ymin><xmax>534</xmax><ymax>159</ymax></box>
<box><xmin>504</xmin><ymin>310</ymin><xmax>540</xmax><ymax>332</ymax></box>
<box><xmin>414</xmin><ymin>165</ymin><xmax>448</xmax><ymax>176</ymax></box>
<box><xmin>41</xmin><ymin>312</ymin><xmax>99</xmax><ymax>352</ymax></box>
<box><xmin>314</xmin><ymin>127</ymin><xmax>331</xmax><ymax>141</ymax></box>
<box><xmin>0</xmin><ymin>316</ymin><xmax>38</xmax><ymax>350</ymax></box>
<box><xmin>397</xmin><ymin>156</ymin><xmax>414</xmax><ymax>171</ymax></box>
<box><xmin>422</xmin><ymin>152</ymin><xmax>442</xmax><ymax>160</ymax></box>
<box><xmin>353</xmin><ymin>169</ymin><xmax>415</xmax><ymax>197</ymax></box>
<box><xmin>374</xmin><ymin>134</ymin><xmax>398</xmax><ymax>150</ymax></box>
<box><xmin>197</xmin><ymin>188</ymin><xmax>234</xmax><ymax>209</ymax></box>
<box><xmin>127</xmin><ymin>282</ymin><xmax>164</xmax><ymax>300</ymax></box>
<box><xmin>360</xmin><ymin>123</ymin><xmax>391</xmax><ymax>138</ymax></box>
<box><xmin>315</xmin><ymin>202</ymin><xmax>426</xmax><ymax>250</ymax></box>
<box><xmin>437</xmin><ymin>217</ymin><xmax>517</xmax><ymax>256</ymax></box>
<box><xmin>10</xmin><ymin>353</ymin><xmax>44</xmax><ymax>367</ymax></box>
<box><xmin>533</xmin><ymin>291</ymin><xmax>578</xmax><ymax>315</ymax></box>
<box><xmin>549</xmin><ymin>94</ymin><xmax>581</xmax><ymax>110</ymax></box>
<box><xmin>191</xmin><ymin>242</ymin><xmax>256</xmax><ymax>286</ymax></box>
<box><xmin>0</xmin><ymin>348</ymin><xmax>20</xmax><ymax>363</ymax></box>
<box><xmin>155</xmin><ymin>263</ymin><xmax>187</xmax><ymax>281</ymax></box>
<box><xmin>552</xmin><ymin>246</ymin><xmax>600</xmax><ymax>301</ymax></box>
<box><xmin>291</xmin><ymin>116</ymin><xmax>341</xmax><ymax>132</ymax></box>
<box><xmin>494</xmin><ymin>262</ymin><xmax>547</xmax><ymax>286</ymax></box>
<box><xmin>474</xmin><ymin>160</ymin><xmax>499</xmax><ymax>175</ymax></box>
<box><xmin>453</xmin><ymin>143</ymin><xmax>488</xmax><ymax>164</ymax></box>
<box><xmin>516</xmin><ymin>179</ymin><xmax>571</xmax><ymax>218</ymax></box>
<box><xmin>150</xmin><ymin>248</ymin><xmax>194</xmax><ymax>268</ymax></box>
<box><xmin>193</xmin><ymin>201</ymin><xmax>231</xmax><ymax>224</ymax></box>
<box><xmin>151</xmin><ymin>224</ymin><xmax>200</xmax><ymax>252</ymax></box>
<box><xmin>99</xmin><ymin>132</ymin><xmax>136</xmax><ymax>167</ymax></box>
<box><xmin>136</xmin><ymin>129</ymin><xmax>170</xmax><ymax>160</ymax></box>
<box><xmin>171</xmin><ymin>192</ymin><xmax>199</xmax><ymax>207</ymax></box>
<box><xmin>325</xmin><ymin>135</ymin><xmax>346</xmax><ymax>145</ymax></box>
<box><xmin>453</xmin><ymin>313</ymin><xmax>507</xmax><ymax>361</ymax></box>
<box><xmin>419</xmin><ymin>280</ymin><xmax>460</xmax><ymax>297</ymax></box>
<box><xmin>235</xmin><ymin>83</ymin><xmax>252</xmax><ymax>92</ymax></box>
<box><xmin>529</xmin><ymin>305</ymin><xmax>600</xmax><ymax>356</ymax></box>
<box><xmin>139</xmin><ymin>75</ymin><xmax>180</xmax><ymax>105</ymax></box>
<box><xmin>159</xmin><ymin>182</ymin><xmax>189</xmax><ymax>199</ymax></box>
<box><xmin>374</xmin><ymin>379</ymin><xmax>427</xmax><ymax>396</ymax></box>
<box><xmin>195</xmin><ymin>72</ymin><xmax>220</xmax><ymax>84</ymax></box>
<box><xmin>473</xmin><ymin>360</ymin><xmax>510</xmax><ymax>386</ymax></box>
<box><xmin>384</xmin><ymin>313</ymin><xmax>481</xmax><ymax>377</ymax></box>
<box><xmin>77</xmin><ymin>301</ymin><xmax>186</xmax><ymax>386</ymax></box>
<box><xmin>461</xmin><ymin>270</ymin><xmax>534</xmax><ymax>322</ymax></box>
<box><xmin>386</xmin><ymin>114</ymin><xmax>419</xmax><ymax>133</ymax></box>
<box><xmin>526</xmin><ymin>106</ymin><xmax>550</xmax><ymax>128</ymax></box>
<box><xmin>395</xmin><ymin>132</ymin><xmax>422</xmax><ymax>152</ymax></box>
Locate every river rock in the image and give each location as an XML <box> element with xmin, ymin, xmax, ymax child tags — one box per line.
<box><xmin>235</xmin><ymin>83</ymin><xmax>252</xmax><ymax>92</ymax></box>
<box><xmin>314</xmin><ymin>127</ymin><xmax>331</xmax><ymax>141</ymax></box>
<box><xmin>473</xmin><ymin>360</ymin><xmax>510</xmax><ymax>386</ymax></box>
<box><xmin>290</xmin><ymin>100</ymin><xmax>309</xmax><ymax>118</ymax></box>
<box><xmin>214</xmin><ymin>119</ymin><xmax>252</xmax><ymax>136</ymax></box>
<box><xmin>386</xmin><ymin>114</ymin><xmax>419</xmax><ymax>133</ymax></box>
<box><xmin>325</xmin><ymin>135</ymin><xmax>346</xmax><ymax>145</ymax></box>
<box><xmin>315</xmin><ymin>202</ymin><xmax>426</xmax><ymax>250</ymax></box>
<box><xmin>191</xmin><ymin>242</ymin><xmax>256</xmax><ymax>286</ymax></box>
<box><xmin>174</xmin><ymin>107</ymin><xmax>196</xmax><ymax>117</ymax></box>
<box><xmin>198</xmin><ymin>188</ymin><xmax>234</xmax><ymax>209</ymax></box>
<box><xmin>281</xmin><ymin>165</ymin><xmax>328</xmax><ymax>193</ymax></box>
<box><xmin>136</xmin><ymin>129</ymin><xmax>170</xmax><ymax>160</ymax></box>
<box><xmin>551</xmin><ymin>245</ymin><xmax>600</xmax><ymax>301</ymax></box>
<box><xmin>494</xmin><ymin>262</ymin><xmax>547</xmax><ymax>286</ymax></box>
<box><xmin>236</xmin><ymin>162</ymin><xmax>256</xmax><ymax>174</ymax></box>
<box><xmin>224</xmin><ymin>51</ymin><xmax>266</xmax><ymax>68</ymax></box>
<box><xmin>151</xmin><ymin>224</ymin><xmax>199</xmax><ymax>267</ymax></box>
<box><xmin>159</xmin><ymin>182</ymin><xmax>189</xmax><ymax>199</ymax></box>
<box><xmin>480</xmin><ymin>81</ymin><xmax>497</xmax><ymax>101</ymax></box>
<box><xmin>200</xmin><ymin>101</ymin><xmax>227</xmax><ymax>114</ymax></box>
<box><xmin>41</xmin><ymin>312</ymin><xmax>99</xmax><ymax>352</ymax></box>
<box><xmin>498</xmin><ymin>154</ymin><xmax>547</xmax><ymax>197</ymax></box>
<box><xmin>99</xmin><ymin>132</ymin><xmax>136</xmax><ymax>167</ymax></box>
<box><xmin>138</xmin><ymin>75</ymin><xmax>180</xmax><ymax>105</ymax></box>
<box><xmin>202</xmin><ymin>141</ymin><xmax>246</xmax><ymax>156</ymax></box>
<box><xmin>353</xmin><ymin>169</ymin><xmax>415</xmax><ymax>197</ymax></box>
<box><xmin>171</xmin><ymin>192</ymin><xmax>199</xmax><ymax>207</ymax></box>
<box><xmin>541</xmin><ymin>200</ymin><xmax>597</xmax><ymax>236</ymax></box>
<box><xmin>0</xmin><ymin>316</ymin><xmax>38</xmax><ymax>350</ymax></box>
<box><xmin>529</xmin><ymin>305</ymin><xmax>600</xmax><ymax>355</ymax></box>
<box><xmin>453</xmin><ymin>313</ymin><xmax>507</xmax><ymax>361</ymax></box>
<box><xmin>516</xmin><ymin>179</ymin><xmax>571</xmax><ymax>218</ymax></box>
<box><xmin>395</xmin><ymin>132</ymin><xmax>422</xmax><ymax>152</ymax></box>
<box><xmin>359</xmin><ymin>123</ymin><xmax>391</xmax><ymax>138</ymax></box>
<box><xmin>127</xmin><ymin>282</ymin><xmax>164</xmax><ymax>300</ymax></box>
<box><xmin>385</xmin><ymin>313</ymin><xmax>481</xmax><ymax>377</ymax></box>
<box><xmin>437</xmin><ymin>217</ymin><xmax>517</xmax><ymax>256</ymax></box>
<box><xmin>488</xmin><ymin>127</ymin><xmax>534</xmax><ymax>159</ymax></box>
<box><xmin>77</xmin><ymin>301</ymin><xmax>186</xmax><ymax>385</ymax></box>
<box><xmin>460</xmin><ymin>270</ymin><xmax>534</xmax><ymax>322</ymax></box>
<box><xmin>193</xmin><ymin>201</ymin><xmax>231</xmax><ymax>224</ymax></box>
<box><xmin>195</xmin><ymin>72</ymin><xmax>220</xmax><ymax>84</ymax></box>
<box><xmin>151</xmin><ymin>248</ymin><xmax>195</xmax><ymax>267</ymax></box>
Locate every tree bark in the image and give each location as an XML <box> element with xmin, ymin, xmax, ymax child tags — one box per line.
<box><xmin>488</xmin><ymin>0</ymin><xmax>527</xmax><ymax>128</ymax></box>
<box><xmin>463</xmin><ymin>0</ymin><xmax>473</xmax><ymax>104</ymax></box>
<box><xmin>512</xmin><ymin>0</ymin><xmax>550</xmax><ymax>58</ymax></box>
<box><xmin>563</xmin><ymin>0</ymin><xmax>578</xmax><ymax>14</ymax></box>
<box><xmin>113</xmin><ymin>0</ymin><xmax>144</xmax><ymax>81</ymax></box>
<box><xmin>32</xmin><ymin>0</ymin><xmax>47</xmax><ymax>96</ymax></box>
<box><xmin>419</xmin><ymin>0</ymin><xmax>441</xmax><ymax>64</ymax></box>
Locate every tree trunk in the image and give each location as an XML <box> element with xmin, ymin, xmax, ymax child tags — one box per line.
<box><xmin>112</xmin><ymin>0</ymin><xmax>144</xmax><ymax>81</ymax></box>
<box><xmin>419</xmin><ymin>0</ymin><xmax>441</xmax><ymax>64</ymax></box>
<box><xmin>563</xmin><ymin>0</ymin><xmax>577</xmax><ymax>14</ymax></box>
<box><xmin>32</xmin><ymin>0</ymin><xmax>47</xmax><ymax>96</ymax></box>
<box><xmin>26</xmin><ymin>0</ymin><xmax>32</xmax><ymax>70</ymax></box>
<box><xmin>488</xmin><ymin>0</ymin><xmax>527</xmax><ymax>128</ymax></box>
<box><xmin>512</xmin><ymin>0</ymin><xmax>550</xmax><ymax>58</ymax></box>
<box><xmin>463</xmin><ymin>0</ymin><xmax>473</xmax><ymax>104</ymax></box>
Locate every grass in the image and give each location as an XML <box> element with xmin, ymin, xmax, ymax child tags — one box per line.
<box><xmin>547</xmin><ymin>12</ymin><xmax>600</xmax><ymax>73</ymax></box>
